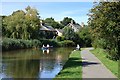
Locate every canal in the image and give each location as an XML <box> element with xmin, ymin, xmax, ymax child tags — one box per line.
<box><xmin>1</xmin><ymin>48</ymin><xmax>74</xmax><ymax>79</ymax></box>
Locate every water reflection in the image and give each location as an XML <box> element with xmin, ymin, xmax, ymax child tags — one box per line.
<box><xmin>42</xmin><ymin>49</ymin><xmax>50</xmax><ymax>54</ymax></box>
<box><xmin>1</xmin><ymin>48</ymin><xmax>73</xmax><ymax>79</ymax></box>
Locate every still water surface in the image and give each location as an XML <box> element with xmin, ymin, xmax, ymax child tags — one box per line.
<box><xmin>1</xmin><ymin>48</ymin><xmax>73</xmax><ymax>79</ymax></box>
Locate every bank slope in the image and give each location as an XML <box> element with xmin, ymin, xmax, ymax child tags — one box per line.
<box><xmin>55</xmin><ymin>50</ymin><xmax>82</xmax><ymax>79</ymax></box>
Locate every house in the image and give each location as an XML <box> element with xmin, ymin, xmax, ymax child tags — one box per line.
<box><xmin>40</xmin><ymin>20</ymin><xmax>65</xmax><ymax>37</ymax></box>
<box><xmin>67</xmin><ymin>20</ymin><xmax>81</xmax><ymax>32</ymax></box>
<box><xmin>40</xmin><ymin>21</ymin><xmax>56</xmax><ymax>32</ymax></box>
<box><xmin>39</xmin><ymin>21</ymin><xmax>57</xmax><ymax>39</ymax></box>
<box><xmin>55</xmin><ymin>29</ymin><xmax>63</xmax><ymax>36</ymax></box>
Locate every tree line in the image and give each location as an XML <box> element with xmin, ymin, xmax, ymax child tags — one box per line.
<box><xmin>2</xmin><ymin>6</ymin><xmax>92</xmax><ymax>48</ymax></box>
<box><xmin>88</xmin><ymin>2</ymin><xmax>120</xmax><ymax>60</ymax></box>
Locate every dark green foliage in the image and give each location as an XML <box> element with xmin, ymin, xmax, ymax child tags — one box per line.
<box><xmin>2</xmin><ymin>38</ymin><xmax>41</xmax><ymax>51</ymax></box>
<box><xmin>39</xmin><ymin>39</ymin><xmax>75</xmax><ymax>47</ymax></box>
<box><xmin>56</xmin><ymin>36</ymin><xmax>65</xmax><ymax>42</ymax></box>
<box><xmin>88</xmin><ymin>2</ymin><xmax>120</xmax><ymax>60</ymax></box>
<box><xmin>39</xmin><ymin>39</ymin><xmax>60</xmax><ymax>47</ymax></box>
<box><xmin>60</xmin><ymin>17</ymin><xmax>76</xmax><ymax>26</ymax></box>
<box><xmin>77</xmin><ymin>27</ymin><xmax>92</xmax><ymax>47</ymax></box>
<box><xmin>39</xmin><ymin>31</ymin><xmax>56</xmax><ymax>39</ymax></box>
<box><xmin>58</xmin><ymin>40</ymin><xmax>75</xmax><ymax>47</ymax></box>
<box><xmin>43</xmin><ymin>17</ymin><xmax>64</xmax><ymax>29</ymax></box>
<box><xmin>63</xmin><ymin>27</ymin><xmax>79</xmax><ymax>43</ymax></box>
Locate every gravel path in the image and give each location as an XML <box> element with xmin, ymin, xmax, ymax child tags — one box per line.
<box><xmin>81</xmin><ymin>48</ymin><xmax>117</xmax><ymax>79</ymax></box>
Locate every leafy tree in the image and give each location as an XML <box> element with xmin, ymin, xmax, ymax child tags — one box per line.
<box><xmin>24</xmin><ymin>6</ymin><xmax>40</xmax><ymax>39</ymax></box>
<box><xmin>2</xmin><ymin>6</ymin><xmax>40</xmax><ymax>40</ymax></box>
<box><xmin>78</xmin><ymin>26</ymin><xmax>92</xmax><ymax>47</ymax></box>
<box><xmin>2</xmin><ymin>16</ymin><xmax>8</xmax><ymax>37</ymax></box>
<box><xmin>63</xmin><ymin>26</ymin><xmax>79</xmax><ymax>43</ymax></box>
<box><xmin>43</xmin><ymin>17</ymin><xmax>64</xmax><ymax>29</ymax></box>
<box><xmin>88</xmin><ymin>2</ymin><xmax>120</xmax><ymax>60</ymax></box>
<box><xmin>60</xmin><ymin>17</ymin><xmax>76</xmax><ymax>26</ymax></box>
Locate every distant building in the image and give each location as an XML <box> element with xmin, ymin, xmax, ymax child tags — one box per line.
<box><xmin>81</xmin><ymin>22</ymin><xmax>85</xmax><ymax>27</ymax></box>
<box><xmin>67</xmin><ymin>20</ymin><xmax>81</xmax><ymax>32</ymax></box>
<box><xmin>55</xmin><ymin>29</ymin><xmax>63</xmax><ymax>36</ymax></box>
<box><xmin>40</xmin><ymin>20</ymin><xmax>56</xmax><ymax>32</ymax></box>
<box><xmin>40</xmin><ymin>20</ymin><xmax>64</xmax><ymax>38</ymax></box>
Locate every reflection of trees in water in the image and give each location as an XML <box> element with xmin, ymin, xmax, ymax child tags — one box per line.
<box><xmin>40</xmin><ymin>59</ymin><xmax>55</xmax><ymax>72</ymax></box>
<box><xmin>39</xmin><ymin>48</ymin><xmax>74</xmax><ymax>72</ymax></box>
<box><xmin>54</xmin><ymin>47</ymin><xmax>74</xmax><ymax>62</ymax></box>
<box><xmin>3</xmin><ymin>59</ymin><xmax>40</xmax><ymax>78</ymax></box>
<box><xmin>2</xmin><ymin>49</ymin><xmax>42</xmax><ymax>60</ymax></box>
<box><xmin>2</xmin><ymin>48</ymin><xmax>74</xmax><ymax>78</ymax></box>
<box><xmin>2</xmin><ymin>49</ymin><xmax>42</xmax><ymax>78</ymax></box>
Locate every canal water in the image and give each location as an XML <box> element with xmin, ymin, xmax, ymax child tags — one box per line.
<box><xmin>1</xmin><ymin>48</ymin><xmax>74</xmax><ymax>79</ymax></box>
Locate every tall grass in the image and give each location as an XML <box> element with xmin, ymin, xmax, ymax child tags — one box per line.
<box><xmin>2</xmin><ymin>38</ymin><xmax>41</xmax><ymax>51</ymax></box>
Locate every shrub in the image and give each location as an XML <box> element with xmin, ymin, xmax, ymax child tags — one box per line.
<box><xmin>56</xmin><ymin>36</ymin><xmax>65</xmax><ymax>42</ymax></box>
<box><xmin>58</xmin><ymin>40</ymin><xmax>75</xmax><ymax>47</ymax></box>
<box><xmin>2</xmin><ymin>38</ymin><xmax>41</xmax><ymax>51</ymax></box>
<box><xmin>32</xmin><ymin>39</ymin><xmax>42</xmax><ymax>47</ymax></box>
<box><xmin>106</xmin><ymin>48</ymin><xmax>119</xmax><ymax>61</ymax></box>
<box><xmin>39</xmin><ymin>39</ymin><xmax>60</xmax><ymax>47</ymax></box>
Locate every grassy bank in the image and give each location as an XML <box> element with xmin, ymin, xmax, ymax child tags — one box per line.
<box><xmin>90</xmin><ymin>48</ymin><xmax>118</xmax><ymax>77</ymax></box>
<box><xmin>55</xmin><ymin>50</ymin><xmax>82</xmax><ymax>79</ymax></box>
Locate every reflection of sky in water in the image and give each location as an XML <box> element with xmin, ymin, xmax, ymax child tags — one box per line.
<box><xmin>1</xmin><ymin>48</ymin><xmax>73</xmax><ymax>79</ymax></box>
<box><xmin>0</xmin><ymin>73</ymin><xmax>12</xmax><ymax>79</ymax></box>
<box><xmin>1</xmin><ymin>63</ymin><xmax>12</xmax><ymax>79</ymax></box>
<box><xmin>39</xmin><ymin>60</ymin><xmax>63</xmax><ymax>78</ymax></box>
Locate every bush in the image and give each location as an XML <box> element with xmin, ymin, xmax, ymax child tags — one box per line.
<box><xmin>106</xmin><ymin>48</ymin><xmax>119</xmax><ymax>61</ymax></box>
<box><xmin>2</xmin><ymin>38</ymin><xmax>41</xmax><ymax>51</ymax></box>
<box><xmin>39</xmin><ymin>39</ymin><xmax>60</xmax><ymax>47</ymax></box>
<box><xmin>78</xmin><ymin>27</ymin><xmax>92</xmax><ymax>47</ymax></box>
<box><xmin>58</xmin><ymin>40</ymin><xmax>75</xmax><ymax>47</ymax></box>
<box><xmin>32</xmin><ymin>39</ymin><xmax>42</xmax><ymax>47</ymax></box>
<box><xmin>39</xmin><ymin>39</ymin><xmax>75</xmax><ymax>47</ymax></box>
<box><xmin>56</xmin><ymin>36</ymin><xmax>65</xmax><ymax>42</ymax></box>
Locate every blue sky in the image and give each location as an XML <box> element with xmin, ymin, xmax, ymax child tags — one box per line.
<box><xmin>1</xmin><ymin>2</ymin><xmax>93</xmax><ymax>24</ymax></box>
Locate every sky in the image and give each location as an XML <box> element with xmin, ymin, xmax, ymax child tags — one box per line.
<box><xmin>1</xmin><ymin>2</ymin><xmax>94</xmax><ymax>24</ymax></box>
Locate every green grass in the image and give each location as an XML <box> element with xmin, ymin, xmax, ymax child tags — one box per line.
<box><xmin>54</xmin><ymin>50</ymin><xmax>82</xmax><ymax>79</ymax></box>
<box><xmin>90</xmin><ymin>48</ymin><xmax>118</xmax><ymax>77</ymax></box>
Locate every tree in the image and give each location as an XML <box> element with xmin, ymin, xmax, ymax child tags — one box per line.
<box><xmin>60</xmin><ymin>17</ymin><xmax>76</xmax><ymax>26</ymax></box>
<box><xmin>88</xmin><ymin>2</ymin><xmax>120</xmax><ymax>60</ymax></box>
<box><xmin>77</xmin><ymin>26</ymin><xmax>92</xmax><ymax>47</ymax></box>
<box><xmin>2</xmin><ymin>6</ymin><xmax>40</xmax><ymax>40</ymax></box>
<box><xmin>63</xmin><ymin>26</ymin><xmax>79</xmax><ymax>43</ymax></box>
<box><xmin>43</xmin><ymin>17</ymin><xmax>64</xmax><ymax>29</ymax></box>
<box><xmin>24</xmin><ymin>6</ymin><xmax>40</xmax><ymax>39</ymax></box>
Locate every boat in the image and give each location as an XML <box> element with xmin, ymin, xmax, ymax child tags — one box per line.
<box><xmin>41</xmin><ymin>44</ymin><xmax>53</xmax><ymax>51</ymax></box>
<box><xmin>41</xmin><ymin>47</ymin><xmax>49</xmax><ymax>50</ymax></box>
